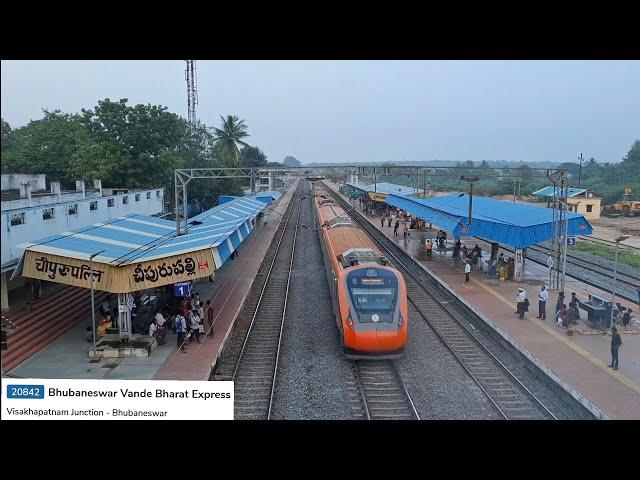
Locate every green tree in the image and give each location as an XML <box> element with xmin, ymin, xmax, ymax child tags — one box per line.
<box><xmin>1</xmin><ymin>110</ymin><xmax>88</xmax><ymax>185</ymax></box>
<box><xmin>240</xmin><ymin>145</ymin><xmax>267</xmax><ymax>167</ymax></box>
<box><xmin>79</xmin><ymin>98</ymin><xmax>188</xmax><ymax>188</ymax></box>
<box><xmin>211</xmin><ymin>115</ymin><xmax>250</xmax><ymax>167</ymax></box>
<box><xmin>1</xmin><ymin>118</ymin><xmax>12</xmax><ymax>153</ymax></box>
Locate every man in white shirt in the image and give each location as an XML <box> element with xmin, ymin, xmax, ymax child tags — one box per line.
<box><xmin>464</xmin><ymin>261</ymin><xmax>471</xmax><ymax>283</ymax></box>
<box><xmin>517</xmin><ymin>288</ymin><xmax>528</xmax><ymax>319</ymax></box>
<box><xmin>537</xmin><ymin>285</ymin><xmax>549</xmax><ymax>320</ymax></box>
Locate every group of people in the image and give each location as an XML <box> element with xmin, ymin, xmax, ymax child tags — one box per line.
<box><xmin>492</xmin><ymin>253</ymin><xmax>515</xmax><ymax>281</ymax></box>
<box><xmin>88</xmin><ymin>289</ymin><xmax>217</xmax><ymax>354</ymax></box>
<box><xmin>378</xmin><ymin>209</ymin><xmax>414</xmax><ymax>238</ymax></box>
<box><xmin>613</xmin><ymin>303</ymin><xmax>634</xmax><ymax>329</ymax></box>
<box><xmin>173</xmin><ymin>293</ymin><xmax>215</xmax><ymax>353</ymax></box>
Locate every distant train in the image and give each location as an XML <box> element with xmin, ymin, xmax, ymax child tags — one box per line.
<box><xmin>305</xmin><ymin>175</ymin><xmax>325</xmax><ymax>182</ymax></box>
<box><xmin>312</xmin><ymin>182</ymin><xmax>408</xmax><ymax>359</ymax></box>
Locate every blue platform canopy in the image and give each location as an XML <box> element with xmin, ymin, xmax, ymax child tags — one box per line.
<box><xmin>19</xmin><ymin>195</ymin><xmax>267</xmax><ymax>270</ymax></box>
<box><xmin>386</xmin><ymin>193</ymin><xmax>593</xmax><ymax>249</ymax></box>
<box><xmin>220</xmin><ymin>191</ymin><xmax>283</xmax><ymax>206</ymax></box>
<box><xmin>345</xmin><ymin>182</ymin><xmax>416</xmax><ymax>196</ymax></box>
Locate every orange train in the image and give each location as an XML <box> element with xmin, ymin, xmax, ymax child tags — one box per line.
<box><xmin>313</xmin><ymin>183</ymin><xmax>408</xmax><ymax>359</ymax></box>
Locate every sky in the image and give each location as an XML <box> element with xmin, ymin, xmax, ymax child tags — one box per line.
<box><xmin>1</xmin><ymin>60</ymin><xmax>639</xmax><ymax>165</ymax></box>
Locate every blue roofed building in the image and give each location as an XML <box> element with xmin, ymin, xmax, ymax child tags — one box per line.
<box><xmin>386</xmin><ymin>193</ymin><xmax>593</xmax><ymax>249</ymax></box>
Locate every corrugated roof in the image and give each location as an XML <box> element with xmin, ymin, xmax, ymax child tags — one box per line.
<box><xmin>19</xmin><ymin>196</ymin><xmax>267</xmax><ymax>269</ymax></box>
<box><xmin>386</xmin><ymin>193</ymin><xmax>593</xmax><ymax>248</ymax></box>
<box><xmin>345</xmin><ymin>182</ymin><xmax>416</xmax><ymax>196</ymax></box>
<box><xmin>219</xmin><ymin>191</ymin><xmax>282</xmax><ymax>206</ymax></box>
<box><xmin>532</xmin><ymin>186</ymin><xmax>588</xmax><ymax>198</ymax></box>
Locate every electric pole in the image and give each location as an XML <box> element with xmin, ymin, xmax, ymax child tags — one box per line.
<box><xmin>578</xmin><ymin>153</ymin><xmax>583</xmax><ymax>187</ymax></box>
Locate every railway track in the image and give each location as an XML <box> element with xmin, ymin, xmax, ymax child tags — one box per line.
<box><xmin>325</xmin><ymin>184</ymin><xmax>580</xmax><ymax>420</ymax></box>
<box><xmin>227</xmin><ymin>183</ymin><xmax>302</xmax><ymax>420</ymax></box>
<box><xmin>352</xmin><ymin>360</ymin><xmax>420</xmax><ymax>420</ymax></box>
<box><xmin>529</xmin><ymin>245</ymin><xmax>640</xmax><ymax>286</ymax></box>
<box><xmin>498</xmin><ymin>243</ymin><xmax>640</xmax><ymax>302</ymax></box>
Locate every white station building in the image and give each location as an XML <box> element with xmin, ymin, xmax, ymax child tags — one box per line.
<box><xmin>1</xmin><ymin>174</ymin><xmax>165</xmax><ymax>310</ymax></box>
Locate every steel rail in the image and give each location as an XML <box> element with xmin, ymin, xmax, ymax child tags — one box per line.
<box><xmin>267</xmin><ymin>194</ymin><xmax>303</xmax><ymax>419</ymax></box>
<box><xmin>232</xmin><ymin>184</ymin><xmax>300</xmax><ymax>381</ymax></box>
<box><xmin>351</xmin><ymin>360</ymin><xmax>420</xmax><ymax>420</ymax></box>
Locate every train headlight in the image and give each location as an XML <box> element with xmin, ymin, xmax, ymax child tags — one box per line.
<box><xmin>398</xmin><ymin>315</ymin><xmax>404</xmax><ymax>327</ymax></box>
<box><xmin>347</xmin><ymin>314</ymin><xmax>354</xmax><ymax>327</ymax></box>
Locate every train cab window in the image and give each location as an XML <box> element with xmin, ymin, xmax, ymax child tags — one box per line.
<box><xmin>346</xmin><ymin>268</ymin><xmax>398</xmax><ymax>323</ymax></box>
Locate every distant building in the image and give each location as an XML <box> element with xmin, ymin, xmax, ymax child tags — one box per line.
<box><xmin>532</xmin><ymin>186</ymin><xmax>602</xmax><ymax>221</ymax></box>
<box><xmin>1</xmin><ymin>174</ymin><xmax>165</xmax><ymax>311</ymax></box>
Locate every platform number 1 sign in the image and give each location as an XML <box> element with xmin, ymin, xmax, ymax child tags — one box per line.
<box><xmin>566</xmin><ymin>236</ymin><xmax>576</xmax><ymax>246</ymax></box>
<box><xmin>174</xmin><ymin>282</ymin><xmax>191</xmax><ymax>298</ymax></box>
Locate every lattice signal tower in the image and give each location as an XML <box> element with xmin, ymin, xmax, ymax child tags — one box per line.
<box><xmin>185</xmin><ymin>60</ymin><xmax>198</xmax><ymax>126</ymax></box>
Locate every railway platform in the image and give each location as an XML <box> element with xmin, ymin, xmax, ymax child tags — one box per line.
<box><xmin>153</xmin><ymin>180</ymin><xmax>299</xmax><ymax>381</ymax></box>
<box><xmin>8</xmin><ymin>181</ymin><xmax>298</xmax><ymax>381</ymax></box>
<box><xmin>330</xmin><ymin>183</ymin><xmax>640</xmax><ymax>420</ymax></box>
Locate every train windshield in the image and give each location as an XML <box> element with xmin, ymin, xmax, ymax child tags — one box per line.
<box><xmin>346</xmin><ymin>268</ymin><xmax>398</xmax><ymax>315</ymax></box>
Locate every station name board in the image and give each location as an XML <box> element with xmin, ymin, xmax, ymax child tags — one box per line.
<box><xmin>22</xmin><ymin>249</ymin><xmax>215</xmax><ymax>293</ymax></box>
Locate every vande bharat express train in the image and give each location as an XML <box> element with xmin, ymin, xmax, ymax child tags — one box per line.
<box><xmin>313</xmin><ymin>183</ymin><xmax>408</xmax><ymax>359</ymax></box>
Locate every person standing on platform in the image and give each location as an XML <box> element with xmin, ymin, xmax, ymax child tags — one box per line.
<box><xmin>516</xmin><ymin>288</ymin><xmax>527</xmax><ymax>318</ymax></box>
<box><xmin>622</xmin><ymin>309</ymin><xmax>632</xmax><ymax>330</ymax></box>
<box><xmin>464</xmin><ymin>261</ymin><xmax>471</xmax><ymax>283</ymax></box>
<box><xmin>487</xmin><ymin>259</ymin><xmax>495</xmax><ymax>278</ymax></box>
<box><xmin>189</xmin><ymin>309</ymin><xmax>201</xmax><ymax>344</ymax></box>
<box><xmin>569</xmin><ymin>292</ymin><xmax>579</xmax><ymax>309</ymax></box>
<box><xmin>426</xmin><ymin>239</ymin><xmax>433</xmax><ymax>260</ymax></box>
<box><xmin>403</xmin><ymin>223</ymin><xmax>409</xmax><ymax>239</ymax></box>
<box><xmin>175</xmin><ymin>312</ymin><xmax>187</xmax><ymax>352</ymax></box>
<box><xmin>207</xmin><ymin>300</ymin><xmax>215</xmax><ymax>334</ymax></box>
<box><xmin>381</xmin><ymin>216</ymin><xmax>385</xmax><ymax>228</ymax></box>
<box><xmin>537</xmin><ymin>285</ymin><xmax>548</xmax><ymax>320</ymax></box>
<box><xmin>608</xmin><ymin>326</ymin><xmax>622</xmax><ymax>370</ymax></box>
<box><xmin>388</xmin><ymin>214</ymin><xmax>392</xmax><ymax>227</ymax></box>
<box><xmin>555</xmin><ymin>292</ymin><xmax>565</xmax><ymax>316</ymax></box>
<box><xmin>394</xmin><ymin>220</ymin><xmax>400</xmax><ymax>236</ymax></box>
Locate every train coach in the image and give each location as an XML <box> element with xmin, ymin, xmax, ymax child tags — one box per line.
<box><xmin>312</xmin><ymin>182</ymin><xmax>408</xmax><ymax>359</ymax></box>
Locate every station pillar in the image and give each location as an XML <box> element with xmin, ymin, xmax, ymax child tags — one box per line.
<box><xmin>514</xmin><ymin>248</ymin><xmax>525</xmax><ymax>282</ymax></box>
<box><xmin>117</xmin><ymin>293</ymin><xmax>133</xmax><ymax>341</ymax></box>
<box><xmin>268</xmin><ymin>171</ymin><xmax>273</xmax><ymax>191</ymax></box>
<box><xmin>1</xmin><ymin>273</ymin><xmax>9</xmax><ymax>312</ymax></box>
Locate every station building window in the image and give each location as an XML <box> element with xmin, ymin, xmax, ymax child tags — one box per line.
<box><xmin>156</xmin><ymin>190</ymin><xmax>161</xmax><ymax>198</ymax></box>
<box><xmin>146</xmin><ymin>191</ymin><xmax>151</xmax><ymax>199</ymax></box>
<box><xmin>68</xmin><ymin>204</ymin><xmax>78</xmax><ymax>215</ymax></box>
<box><xmin>90</xmin><ymin>201</ymin><xmax>98</xmax><ymax>211</ymax></box>
<box><xmin>108</xmin><ymin>198</ymin><xmax>115</xmax><ymax>207</ymax></box>
<box><xmin>10</xmin><ymin>212</ymin><xmax>26</xmax><ymax>226</ymax></box>
<box><xmin>135</xmin><ymin>193</ymin><xmax>141</xmax><ymax>201</ymax></box>
<box><xmin>42</xmin><ymin>208</ymin><xmax>55</xmax><ymax>221</ymax></box>
<box><xmin>586</xmin><ymin>204</ymin><xmax>593</xmax><ymax>213</ymax></box>
<box><xmin>123</xmin><ymin>196</ymin><xmax>129</xmax><ymax>205</ymax></box>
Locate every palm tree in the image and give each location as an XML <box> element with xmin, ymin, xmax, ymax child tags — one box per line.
<box><xmin>211</xmin><ymin>115</ymin><xmax>250</xmax><ymax>167</ymax></box>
